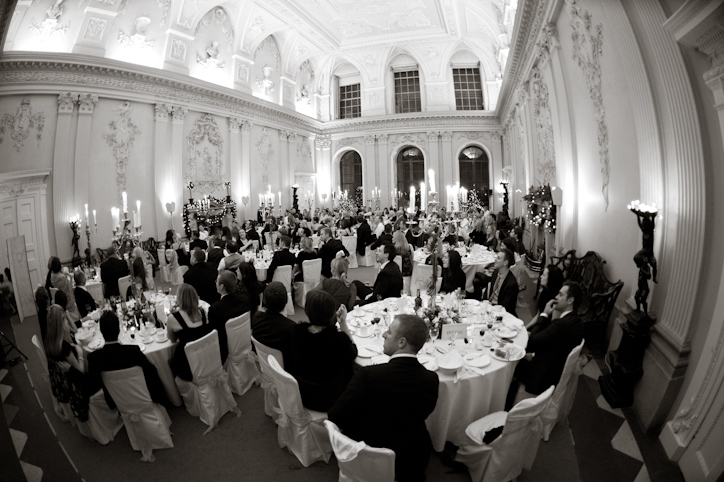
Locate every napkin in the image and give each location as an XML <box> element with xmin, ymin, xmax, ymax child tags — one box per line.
<box><xmin>438</xmin><ymin>349</ymin><xmax>464</xmax><ymax>371</ymax></box>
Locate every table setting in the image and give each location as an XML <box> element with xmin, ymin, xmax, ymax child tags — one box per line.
<box><xmin>347</xmin><ymin>296</ymin><xmax>528</xmax><ymax>450</ymax></box>
<box><xmin>411</xmin><ymin>244</ymin><xmax>497</xmax><ymax>292</ymax></box>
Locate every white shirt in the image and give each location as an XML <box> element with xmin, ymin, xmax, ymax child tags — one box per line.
<box><xmin>390</xmin><ymin>353</ymin><xmax>418</xmax><ymax>360</ymax></box>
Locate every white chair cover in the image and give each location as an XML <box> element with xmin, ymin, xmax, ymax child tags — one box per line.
<box><xmin>252</xmin><ymin>335</ymin><xmax>284</xmax><ymax>420</ymax></box>
<box><xmin>293</xmin><ymin>259</ymin><xmax>322</xmax><ymax>308</ymax></box>
<box><xmin>77</xmin><ymin>389</ymin><xmax>124</xmax><ymax>445</ymax></box>
<box><xmin>357</xmin><ymin>245</ymin><xmax>376</xmax><ymax>267</ymax></box>
<box><xmin>49</xmin><ymin>287</ymin><xmax>59</xmax><ymax>303</ymax></box>
<box><xmin>157</xmin><ymin>248</ymin><xmax>168</xmax><ymax>266</ymax></box>
<box><xmin>157</xmin><ymin>249</ymin><xmax>170</xmax><ymax>282</ymax></box>
<box><xmin>267</xmin><ymin>355</ymin><xmax>332</xmax><ymax>467</ymax></box>
<box><xmin>118</xmin><ymin>275</ymin><xmax>132</xmax><ymax>301</ymax></box>
<box><xmin>271</xmin><ymin>265</ymin><xmax>295</xmax><ymax>316</ymax></box>
<box><xmin>175</xmin><ymin>330</ymin><xmax>240</xmax><ymax>434</ymax></box>
<box><xmin>411</xmin><ymin>264</ymin><xmax>442</xmax><ymax>293</ymax></box>
<box><xmin>224</xmin><ymin>313</ymin><xmax>260</xmax><ymax>396</ymax></box>
<box><xmin>324</xmin><ymin>420</ymin><xmax>395</xmax><ymax>482</ymax></box>
<box><xmin>101</xmin><ymin>367</ymin><xmax>173</xmax><ymax>462</ymax></box>
<box><xmin>342</xmin><ymin>236</ymin><xmax>358</xmax><ymax>268</ymax></box>
<box><xmin>169</xmin><ymin>266</ymin><xmax>187</xmax><ymax>286</ymax></box>
<box><xmin>541</xmin><ymin>339</ymin><xmax>585</xmax><ymax>441</ymax></box>
<box><xmin>31</xmin><ymin>335</ymin><xmax>68</xmax><ymax>422</ymax></box>
<box><xmin>311</xmin><ymin>235</ymin><xmax>321</xmax><ymax>249</ymax></box>
<box><xmin>144</xmin><ymin>264</ymin><xmax>156</xmax><ymax>291</ymax></box>
<box><xmin>456</xmin><ymin>385</ymin><xmax>554</xmax><ymax>482</ymax></box>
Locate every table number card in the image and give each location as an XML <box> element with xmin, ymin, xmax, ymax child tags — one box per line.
<box><xmin>441</xmin><ymin>324</ymin><xmax>467</xmax><ymax>340</ymax></box>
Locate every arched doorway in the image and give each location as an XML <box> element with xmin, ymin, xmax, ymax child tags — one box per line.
<box><xmin>458</xmin><ymin>145</ymin><xmax>490</xmax><ymax>199</ymax></box>
<box><xmin>396</xmin><ymin>146</ymin><xmax>424</xmax><ymax>209</ymax></box>
<box><xmin>339</xmin><ymin>150</ymin><xmax>362</xmax><ymax>196</ymax></box>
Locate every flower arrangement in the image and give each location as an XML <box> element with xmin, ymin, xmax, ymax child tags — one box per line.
<box><xmin>421</xmin><ymin>304</ymin><xmax>461</xmax><ymax>338</ymax></box>
<box><xmin>523</xmin><ymin>184</ymin><xmax>557</xmax><ymax>233</ymax></box>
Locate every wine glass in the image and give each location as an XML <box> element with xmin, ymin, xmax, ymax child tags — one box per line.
<box><xmin>429</xmin><ymin>324</ymin><xmax>439</xmax><ymax>341</ymax></box>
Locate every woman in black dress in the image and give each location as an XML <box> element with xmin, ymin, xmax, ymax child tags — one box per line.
<box><xmin>440</xmin><ymin>249</ymin><xmax>467</xmax><ymax>294</ymax></box>
<box><xmin>288</xmin><ymin>290</ymin><xmax>357</xmax><ymax>411</ymax></box>
<box><xmin>295</xmin><ymin>236</ymin><xmax>319</xmax><ymax>282</ymax></box>
<box><xmin>168</xmin><ymin>284</ymin><xmax>212</xmax><ymax>381</ymax></box>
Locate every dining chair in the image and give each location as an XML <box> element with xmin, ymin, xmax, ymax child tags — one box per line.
<box><xmin>412</xmin><ymin>264</ymin><xmax>442</xmax><ymax>293</ymax></box>
<box><xmin>267</xmin><ymin>355</ymin><xmax>332</xmax><ymax>467</ymax></box>
<box><xmin>102</xmin><ymin>367</ymin><xmax>174</xmax><ymax>462</ymax></box>
<box><xmin>78</xmin><ymin>388</ymin><xmax>124</xmax><ymax>445</ymax></box>
<box><xmin>118</xmin><ymin>275</ymin><xmax>132</xmax><ymax>301</ymax></box>
<box><xmin>224</xmin><ymin>313</ymin><xmax>260</xmax><ymax>396</ymax></box>
<box><xmin>342</xmin><ymin>236</ymin><xmax>358</xmax><ymax>268</ymax></box>
<box><xmin>251</xmin><ymin>335</ymin><xmax>284</xmax><ymax>420</ymax></box>
<box><xmin>271</xmin><ymin>265</ymin><xmax>294</xmax><ymax>316</ymax></box>
<box><xmin>540</xmin><ymin>339</ymin><xmax>585</xmax><ymax>441</ymax></box>
<box><xmin>357</xmin><ymin>245</ymin><xmax>376</xmax><ymax>267</ymax></box>
<box><xmin>175</xmin><ymin>330</ymin><xmax>240</xmax><ymax>434</ymax></box>
<box><xmin>324</xmin><ymin>420</ymin><xmax>395</xmax><ymax>482</ymax></box>
<box><xmin>293</xmin><ymin>259</ymin><xmax>322</xmax><ymax>308</ymax></box>
<box><xmin>455</xmin><ymin>385</ymin><xmax>554</xmax><ymax>482</ymax></box>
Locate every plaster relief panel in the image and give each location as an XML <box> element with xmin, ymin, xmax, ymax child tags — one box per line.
<box><xmin>0</xmin><ymin>98</ymin><xmax>45</xmax><ymax>152</ymax></box>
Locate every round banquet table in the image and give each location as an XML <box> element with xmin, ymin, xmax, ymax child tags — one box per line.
<box><xmin>411</xmin><ymin>247</ymin><xmax>497</xmax><ymax>293</ymax></box>
<box><xmin>348</xmin><ymin>297</ymin><xmax>528</xmax><ymax>452</ymax></box>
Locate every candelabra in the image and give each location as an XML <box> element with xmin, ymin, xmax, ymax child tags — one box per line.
<box><xmin>224</xmin><ymin>181</ymin><xmax>232</xmax><ymax>203</ymax></box>
<box><xmin>500</xmin><ymin>180</ymin><xmax>510</xmax><ymax>218</ymax></box>
<box><xmin>292</xmin><ymin>184</ymin><xmax>299</xmax><ymax>213</ymax></box>
<box><xmin>427</xmin><ymin>191</ymin><xmax>438</xmax><ymax>214</ymax></box>
<box><xmin>69</xmin><ymin>217</ymin><xmax>83</xmax><ymax>268</ymax></box>
<box><xmin>187</xmin><ymin>182</ymin><xmax>194</xmax><ymax>204</ymax></box>
<box><xmin>84</xmin><ymin>223</ymin><xmax>93</xmax><ymax>267</ymax></box>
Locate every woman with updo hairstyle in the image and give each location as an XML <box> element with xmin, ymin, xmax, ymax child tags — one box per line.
<box><xmin>168</xmin><ymin>284</ymin><xmax>212</xmax><ymax>381</ymax></box>
<box><xmin>288</xmin><ymin>290</ymin><xmax>357</xmax><ymax>411</ymax></box>
<box><xmin>313</xmin><ymin>257</ymin><xmax>355</xmax><ymax>310</ymax></box>
<box><xmin>236</xmin><ymin>261</ymin><xmax>262</xmax><ymax>316</ymax></box>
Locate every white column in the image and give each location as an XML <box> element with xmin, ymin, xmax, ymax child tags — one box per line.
<box><xmin>240</xmin><ymin>121</ymin><xmax>252</xmax><ymax>219</ymax></box>
<box><xmin>53</xmin><ymin>93</ymin><xmax>77</xmax><ymax>262</ymax></box>
<box><xmin>377</xmin><ymin>134</ymin><xmax>389</xmax><ymax>207</ymax></box>
<box><xmin>315</xmin><ymin>93</ymin><xmax>331</xmax><ymax>122</ymax></box>
<box><xmin>364</xmin><ymin>135</ymin><xmax>376</xmax><ymax>205</ymax></box>
<box><xmin>73</xmin><ymin>93</ymin><xmax>98</xmax><ymax>253</ymax></box>
<box><xmin>426</xmin><ymin>132</ymin><xmax>440</xmax><ymax>194</ymax></box>
<box><xmin>154</xmin><ymin>103</ymin><xmax>172</xmax><ymax>238</ymax></box>
<box><xmin>228</xmin><ymin>117</ymin><xmax>243</xmax><ymax>214</ymax></box>
<box><xmin>279</xmin><ymin>131</ymin><xmax>289</xmax><ymax>211</ymax></box>
<box><xmin>170</xmin><ymin>106</ymin><xmax>187</xmax><ymax>233</ymax></box>
<box><xmin>440</xmin><ymin>131</ymin><xmax>453</xmax><ymax>208</ymax></box>
<box><xmin>287</xmin><ymin>132</ymin><xmax>297</xmax><ymax>193</ymax></box>
<box><xmin>315</xmin><ymin>135</ymin><xmax>332</xmax><ymax>208</ymax></box>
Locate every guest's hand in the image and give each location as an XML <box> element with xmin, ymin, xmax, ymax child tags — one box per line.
<box><xmin>543</xmin><ymin>299</ymin><xmax>557</xmax><ymax>316</ymax></box>
<box><xmin>336</xmin><ymin>304</ymin><xmax>347</xmax><ymax>326</ymax></box>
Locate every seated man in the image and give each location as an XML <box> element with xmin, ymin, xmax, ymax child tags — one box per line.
<box><xmin>189</xmin><ymin>230</ymin><xmax>208</xmax><ymax>252</ymax></box>
<box><xmin>352</xmin><ymin>244</ymin><xmax>403</xmax><ymax>305</ymax></box>
<box><xmin>329</xmin><ymin>315</ymin><xmax>439</xmax><ymax>482</ymax></box>
<box><xmin>370</xmin><ymin>223</ymin><xmax>393</xmax><ymax>250</ymax></box>
<box><xmin>317</xmin><ymin>227</ymin><xmax>349</xmax><ymax>278</ymax></box>
<box><xmin>88</xmin><ymin>311</ymin><xmax>167</xmax><ymax>409</ymax></box>
<box><xmin>100</xmin><ymin>246</ymin><xmax>129</xmax><ymax>298</ymax></box>
<box><xmin>183</xmin><ymin>248</ymin><xmax>220</xmax><ymax>304</ymax></box>
<box><xmin>206</xmin><ymin>237</ymin><xmax>225</xmax><ymax>267</ymax></box>
<box><xmin>513</xmin><ymin>280</ymin><xmax>584</xmax><ymax>397</ymax></box>
<box><xmin>266</xmin><ymin>235</ymin><xmax>296</xmax><ymax>283</ymax></box>
<box><xmin>473</xmin><ymin>248</ymin><xmax>519</xmax><ymax>316</ymax></box>
<box><xmin>218</xmin><ymin>241</ymin><xmax>243</xmax><ymax>272</ymax></box>
<box><xmin>208</xmin><ymin>271</ymin><xmax>251</xmax><ymax>364</ymax></box>
<box><xmin>355</xmin><ymin>215</ymin><xmax>376</xmax><ymax>256</ymax></box>
<box><xmin>251</xmin><ymin>282</ymin><xmax>296</xmax><ymax>365</ymax></box>
<box><xmin>73</xmin><ymin>270</ymin><xmax>96</xmax><ymax>318</ymax></box>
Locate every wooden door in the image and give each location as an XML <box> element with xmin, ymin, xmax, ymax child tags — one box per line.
<box><xmin>0</xmin><ymin>200</ymin><xmax>17</xmax><ymax>277</ymax></box>
<box><xmin>16</xmin><ymin>196</ymin><xmax>41</xmax><ymax>289</ymax></box>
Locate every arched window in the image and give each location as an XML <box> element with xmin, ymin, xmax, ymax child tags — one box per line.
<box><xmin>340</xmin><ymin>150</ymin><xmax>362</xmax><ymax>195</ymax></box>
<box><xmin>458</xmin><ymin>146</ymin><xmax>489</xmax><ymax>195</ymax></box>
<box><xmin>396</xmin><ymin>146</ymin><xmax>425</xmax><ymax>204</ymax></box>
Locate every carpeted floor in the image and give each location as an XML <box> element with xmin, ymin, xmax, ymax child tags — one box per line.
<box><xmin>0</xmin><ymin>263</ymin><xmax>684</xmax><ymax>482</ymax></box>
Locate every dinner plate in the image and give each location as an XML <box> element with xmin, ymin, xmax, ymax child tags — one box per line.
<box><xmin>464</xmin><ymin>352</ymin><xmax>491</xmax><ymax>368</ymax></box>
<box><xmin>495</xmin><ymin>327</ymin><xmax>517</xmax><ymax>339</ymax></box>
<box><xmin>155</xmin><ymin>334</ymin><xmax>168</xmax><ymax>343</ymax></box>
<box><xmin>357</xmin><ymin>345</ymin><xmax>384</xmax><ymax>358</ymax></box>
<box><xmin>363</xmin><ymin>306</ymin><xmax>374</xmax><ymax>313</ymax></box>
<box><xmin>88</xmin><ymin>338</ymin><xmax>105</xmax><ymax>350</ymax></box>
<box><xmin>489</xmin><ymin>344</ymin><xmax>525</xmax><ymax>362</ymax></box>
<box><xmin>349</xmin><ymin>310</ymin><xmax>365</xmax><ymax>317</ymax></box>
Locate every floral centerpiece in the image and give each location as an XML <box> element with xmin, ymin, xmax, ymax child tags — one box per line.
<box><xmin>420</xmin><ymin>303</ymin><xmax>461</xmax><ymax>338</ymax></box>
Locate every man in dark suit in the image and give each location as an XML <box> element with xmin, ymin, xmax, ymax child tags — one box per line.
<box><xmin>88</xmin><ymin>311</ymin><xmax>167</xmax><ymax>409</ymax></box>
<box><xmin>208</xmin><ymin>271</ymin><xmax>251</xmax><ymax>364</ymax></box>
<box><xmin>266</xmin><ymin>236</ymin><xmax>296</xmax><ymax>283</ymax></box>
<box><xmin>352</xmin><ymin>244</ymin><xmax>403</xmax><ymax>305</ymax></box>
<box><xmin>474</xmin><ymin>248</ymin><xmax>519</xmax><ymax>316</ymax></box>
<box><xmin>355</xmin><ymin>215</ymin><xmax>376</xmax><ymax>256</ymax></box>
<box><xmin>73</xmin><ymin>270</ymin><xmax>96</xmax><ymax>318</ymax></box>
<box><xmin>188</xmin><ymin>230</ymin><xmax>208</xmax><ymax>252</ymax></box>
<box><xmin>370</xmin><ymin>223</ymin><xmax>393</xmax><ymax>250</ymax></box>
<box><xmin>183</xmin><ymin>249</ymin><xmax>220</xmax><ymax>304</ymax></box>
<box><xmin>251</xmin><ymin>282</ymin><xmax>296</xmax><ymax>366</ymax></box>
<box><xmin>514</xmin><ymin>280</ymin><xmax>584</xmax><ymax>396</ymax></box>
<box><xmin>329</xmin><ymin>315</ymin><xmax>439</xmax><ymax>482</ymax></box>
<box><xmin>206</xmin><ymin>237</ymin><xmax>225</xmax><ymax>267</ymax></box>
<box><xmin>317</xmin><ymin>227</ymin><xmax>349</xmax><ymax>278</ymax></box>
<box><xmin>100</xmin><ymin>246</ymin><xmax>129</xmax><ymax>298</ymax></box>
<box><xmin>246</xmin><ymin>220</ymin><xmax>261</xmax><ymax>244</ymax></box>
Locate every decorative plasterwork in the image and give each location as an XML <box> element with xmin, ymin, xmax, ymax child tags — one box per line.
<box><xmin>102</xmin><ymin>101</ymin><xmax>141</xmax><ymax>203</ymax></box>
<box><xmin>256</xmin><ymin>127</ymin><xmax>274</xmax><ymax>186</ymax></box>
<box><xmin>297</xmin><ymin>135</ymin><xmax>312</xmax><ymax>165</ymax></box>
<box><xmin>566</xmin><ymin>0</ymin><xmax>609</xmax><ymax>210</ymax></box>
<box><xmin>335</xmin><ymin>137</ymin><xmax>359</xmax><ymax>147</ymax></box>
<box><xmin>530</xmin><ymin>65</ymin><xmax>555</xmax><ymax>186</ymax></box>
<box><xmin>29</xmin><ymin>0</ymin><xmax>69</xmax><ymax>38</ymax></box>
<box><xmin>0</xmin><ymin>182</ymin><xmax>28</xmax><ymax>197</ymax></box>
<box><xmin>119</xmin><ymin>16</ymin><xmax>155</xmax><ymax>49</ymax></box>
<box><xmin>171</xmin><ymin>39</ymin><xmax>187</xmax><ymax>61</ymax></box>
<box><xmin>155</xmin><ymin>103</ymin><xmax>172</xmax><ymax>121</ymax></box>
<box><xmin>256</xmin><ymin>36</ymin><xmax>282</xmax><ymax>72</ymax></box>
<box><xmin>186</xmin><ymin>114</ymin><xmax>225</xmax><ymax>195</ymax></box>
<box><xmin>156</xmin><ymin>0</ymin><xmax>171</xmax><ymax>28</ymax></box>
<box><xmin>77</xmin><ymin>93</ymin><xmax>98</xmax><ymax>114</ymax></box>
<box><xmin>315</xmin><ymin>134</ymin><xmax>332</xmax><ymax>149</ymax></box>
<box><xmin>0</xmin><ymin>97</ymin><xmax>45</xmax><ymax>151</ymax></box>
<box><xmin>196</xmin><ymin>8</ymin><xmax>235</xmax><ymax>53</ymax></box>
<box><xmin>84</xmin><ymin>17</ymin><xmax>107</xmax><ymax>42</ymax></box>
<box><xmin>57</xmin><ymin>92</ymin><xmax>75</xmax><ymax>113</ymax></box>
<box><xmin>457</xmin><ymin>131</ymin><xmax>484</xmax><ymax>140</ymax></box>
<box><xmin>390</xmin><ymin>133</ymin><xmax>427</xmax><ymax>147</ymax></box>
<box><xmin>197</xmin><ymin>41</ymin><xmax>226</xmax><ymax>70</ymax></box>
<box><xmin>0</xmin><ymin>170</ymin><xmax>51</xmax><ymax>200</ymax></box>
<box><xmin>172</xmin><ymin>106</ymin><xmax>188</xmax><ymax>122</ymax></box>
<box><xmin>536</xmin><ymin>23</ymin><xmax>558</xmax><ymax>64</ymax></box>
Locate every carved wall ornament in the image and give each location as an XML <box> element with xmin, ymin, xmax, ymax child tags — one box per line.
<box><xmin>229</xmin><ymin>117</ymin><xmax>243</xmax><ymax>132</ymax></box>
<box><xmin>256</xmin><ymin>127</ymin><xmax>274</xmax><ymax>185</ymax></box>
<box><xmin>297</xmin><ymin>136</ymin><xmax>312</xmax><ymax>164</ymax></box>
<box><xmin>458</xmin><ymin>131</ymin><xmax>483</xmax><ymax>140</ymax></box>
<box><xmin>171</xmin><ymin>39</ymin><xmax>187</xmax><ymax>61</ymax></box>
<box><xmin>237</xmin><ymin>64</ymin><xmax>250</xmax><ymax>82</ymax></box>
<box><xmin>156</xmin><ymin>0</ymin><xmax>171</xmax><ymax>28</ymax></box>
<box><xmin>336</xmin><ymin>137</ymin><xmax>359</xmax><ymax>148</ymax></box>
<box><xmin>369</xmin><ymin>92</ymin><xmax>381</xmax><ymax>106</ymax></box>
<box><xmin>196</xmin><ymin>7</ymin><xmax>234</xmax><ymax>53</ymax></box>
<box><xmin>517</xmin><ymin>108</ymin><xmax>528</xmax><ymax>170</ymax></box>
<box><xmin>0</xmin><ymin>97</ymin><xmax>46</xmax><ymax>151</ymax></box>
<box><xmin>84</xmin><ymin>17</ymin><xmax>107</xmax><ymax>42</ymax></box>
<box><xmin>377</xmin><ymin>134</ymin><xmax>389</xmax><ymax>144</ymax></box>
<box><xmin>536</xmin><ymin>22</ymin><xmax>558</xmax><ymax>61</ymax></box>
<box><xmin>0</xmin><ymin>182</ymin><xmax>29</xmax><ymax>197</ymax></box>
<box><xmin>256</xmin><ymin>65</ymin><xmax>275</xmax><ymax>95</ymax></box>
<box><xmin>336</xmin><ymin>21</ymin><xmax>374</xmax><ymax>38</ymax></box>
<box><xmin>287</xmin><ymin>132</ymin><xmax>297</xmax><ymax>143</ymax></box>
<box><xmin>442</xmin><ymin>0</ymin><xmax>458</xmax><ymax>36</ymax></box>
<box><xmin>566</xmin><ymin>0</ymin><xmax>609</xmax><ymax>209</ymax></box>
<box><xmin>361</xmin><ymin>54</ymin><xmax>376</xmax><ymax>68</ymax></box>
<box><xmin>172</xmin><ymin>105</ymin><xmax>188</xmax><ymax>122</ymax></box>
<box><xmin>241</xmin><ymin>120</ymin><xmax>252</xmax><ymax>132</ymax></box>
<box><xmin>29</xmin><ymin>0</ymin><xmax>69</xmax><ymax>37</ymax></box>
<box><xmin>77</xmin><ymin>94</ymin><xmax>98</xmax><ymax>114</ymax></box>
<box><xmin>57</xmin><ymin>93</ymin><xmax>75</xmax><ymax>113</ymax></box>
<box><xmin>491</xmin><ymin>130</ymin><xmax>504</xmax><ymax>141</ymax></box>
<box><xmin>103</xmin><ymin>101</ymin><xmax>141</xmax><ymax>203</ymax></box>
<box><xmin>365</xmin><ymin>135</ymin><xmax>376</xmax><ymax>145</ymax></box>
<box><xmin>424</xmin><ymin>47</ymin><xmax>440</xmax><ymax>59</ymax></box>
<box><xmin>427</xmin><ymin>131</ymin><xmax>439</xmax><ymax>142</ymax></box>
<box><xmin>441</xmin><ymin>131</ymin><xmax>452</xmax><ymax>142</ymax></box>
<box><xmin>256</xmin><ymin>36</ymin><xmax>281</xmax><ymax>71</ymax></box>
<box><xmin>119</xmin><ymin>16</ymin><xmax>155</xmax><ymax>49</ymax></box>
<box><xmin>517</xmin><ymin>81</ymin><xmax>529</xmax><ymax>105</ymax></box>
<box><xmin>186</xmin><ymin>114</ymin><xmax>225</xmax><ymax>195</ymax></box>
<box><xmin>432</xmin><ymin>87</ymin><xmax>443</xmax><ymax>101</ymax></box>
<box><xmin>197</xmin><ymin>41</ymin><xmax>226</xmax><ymax>70</ymax></box>
<box><xmin>531</xmin><ymin>65</ymin><xmax>556</xmax><ymax>186</ymax></box>
<box><xmin>315</xmin><ymin>135</ymin><xmax>331</xmax><ymax>150</ymax></box>
<box><xmin>391</xmin><ymin>134</ymin><xmax>427</xmax><ymax>147</ymax></box>
<box><xmin>155</xmin><ymin>103</ymin><xmax>172</xmax><ymax>121</ymax></box>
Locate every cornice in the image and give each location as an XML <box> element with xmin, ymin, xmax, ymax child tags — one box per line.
<box><xmin>0</xmin><ymin>53</ymin><xmax>503</xmax><ymax>135</ymax></box>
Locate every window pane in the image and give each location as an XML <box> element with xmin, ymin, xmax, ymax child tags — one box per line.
<box><xmin>339</xmin><ymin>83</ymin><xmax>361</xmax><ymax>119</ymax></box>
<box><xmin>394</xmin><ymin>70</ymin><xmax>422</xmax><ymax>114</ymax></box>
<box><xmin>340</xmin><ymin>150</ymin><xmax>363</xmax><ymax>194</ymax></box>
<box><xmin>453</xmin><ymin>68</ymin><xmax>484</xmax><ymax>111</ymax></box>
<box><xmin>458</xmin><ymin>145</ymin><xmax>489</xmax><ymax>195</ymax></box>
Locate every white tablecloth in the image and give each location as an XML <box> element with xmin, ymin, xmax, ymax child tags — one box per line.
<box><xmin>348</xmin><ymin>298</ymin><xmax>528</xmax><ymax>451</ymax></box>
<box><xmin>411</xmin><ymin>248</ymin><xmax>497</xmax><ymax>292</ymax></box>
<box><xmin>85</xmin><ymin>280</ymin><xmax>105</xmax><ymax>303</ymax></box>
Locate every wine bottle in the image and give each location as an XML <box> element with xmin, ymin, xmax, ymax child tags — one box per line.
<box><xmin>415</xmin><ymin>289</ymin><xmax>423</xmax><ymax>311</ymax></box>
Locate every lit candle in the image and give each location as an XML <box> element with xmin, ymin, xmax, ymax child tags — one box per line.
<box><xmin>122</xmin><ymin>191</ymin><xmax>128</xmax><ymax>213</ymax></box>
<box><xmin>428</xmin><ymin>169</ymin><xmax>435</xmax><ymax>192</ymax></box>
<box><xmin>85</xmin><ymin>203</ymin><xmax>89</xmax><ymax>224</ymax></box>
<box><xmin>259</xmin><ymin>194</ymin><xmax>262</xmax><ymax>206</ymax></box>
<box><xmin>133</xmin><ymin>210</ymin><xmax>137</xmax><ymax>227</ymax></box>
<box><xmin>278</xmin><ymin>191</ymin><xmax>282</xmax><ymax>207</ymax></box>
<box><xmin>136</xmin><ymin>200</ymin><xmax>141</xmax><ymax>226</ymax></box>
<box><xmin>420</xmin><ymin>182</ymin><xmax>426</xmax><ymax>208</ymax></box>
<box><xmin>409</xmin><ymin>186</ymin><xmax>416</xmax><ymax>212</ymax></box>
<box><xmin>93</xmin><ymin>209</ymin><xmax>97</xmax><ymax>227</ymax></box>
<box><xmin>111</xmin><ymin>207</ymin><xmax>118</xmax><ymax>229</ymax></box>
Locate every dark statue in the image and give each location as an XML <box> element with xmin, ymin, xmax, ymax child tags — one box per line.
<box><xmin>632</xmin><ymin>210</ymin><xmax>658</xmax><ymax>313</ymax></box>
